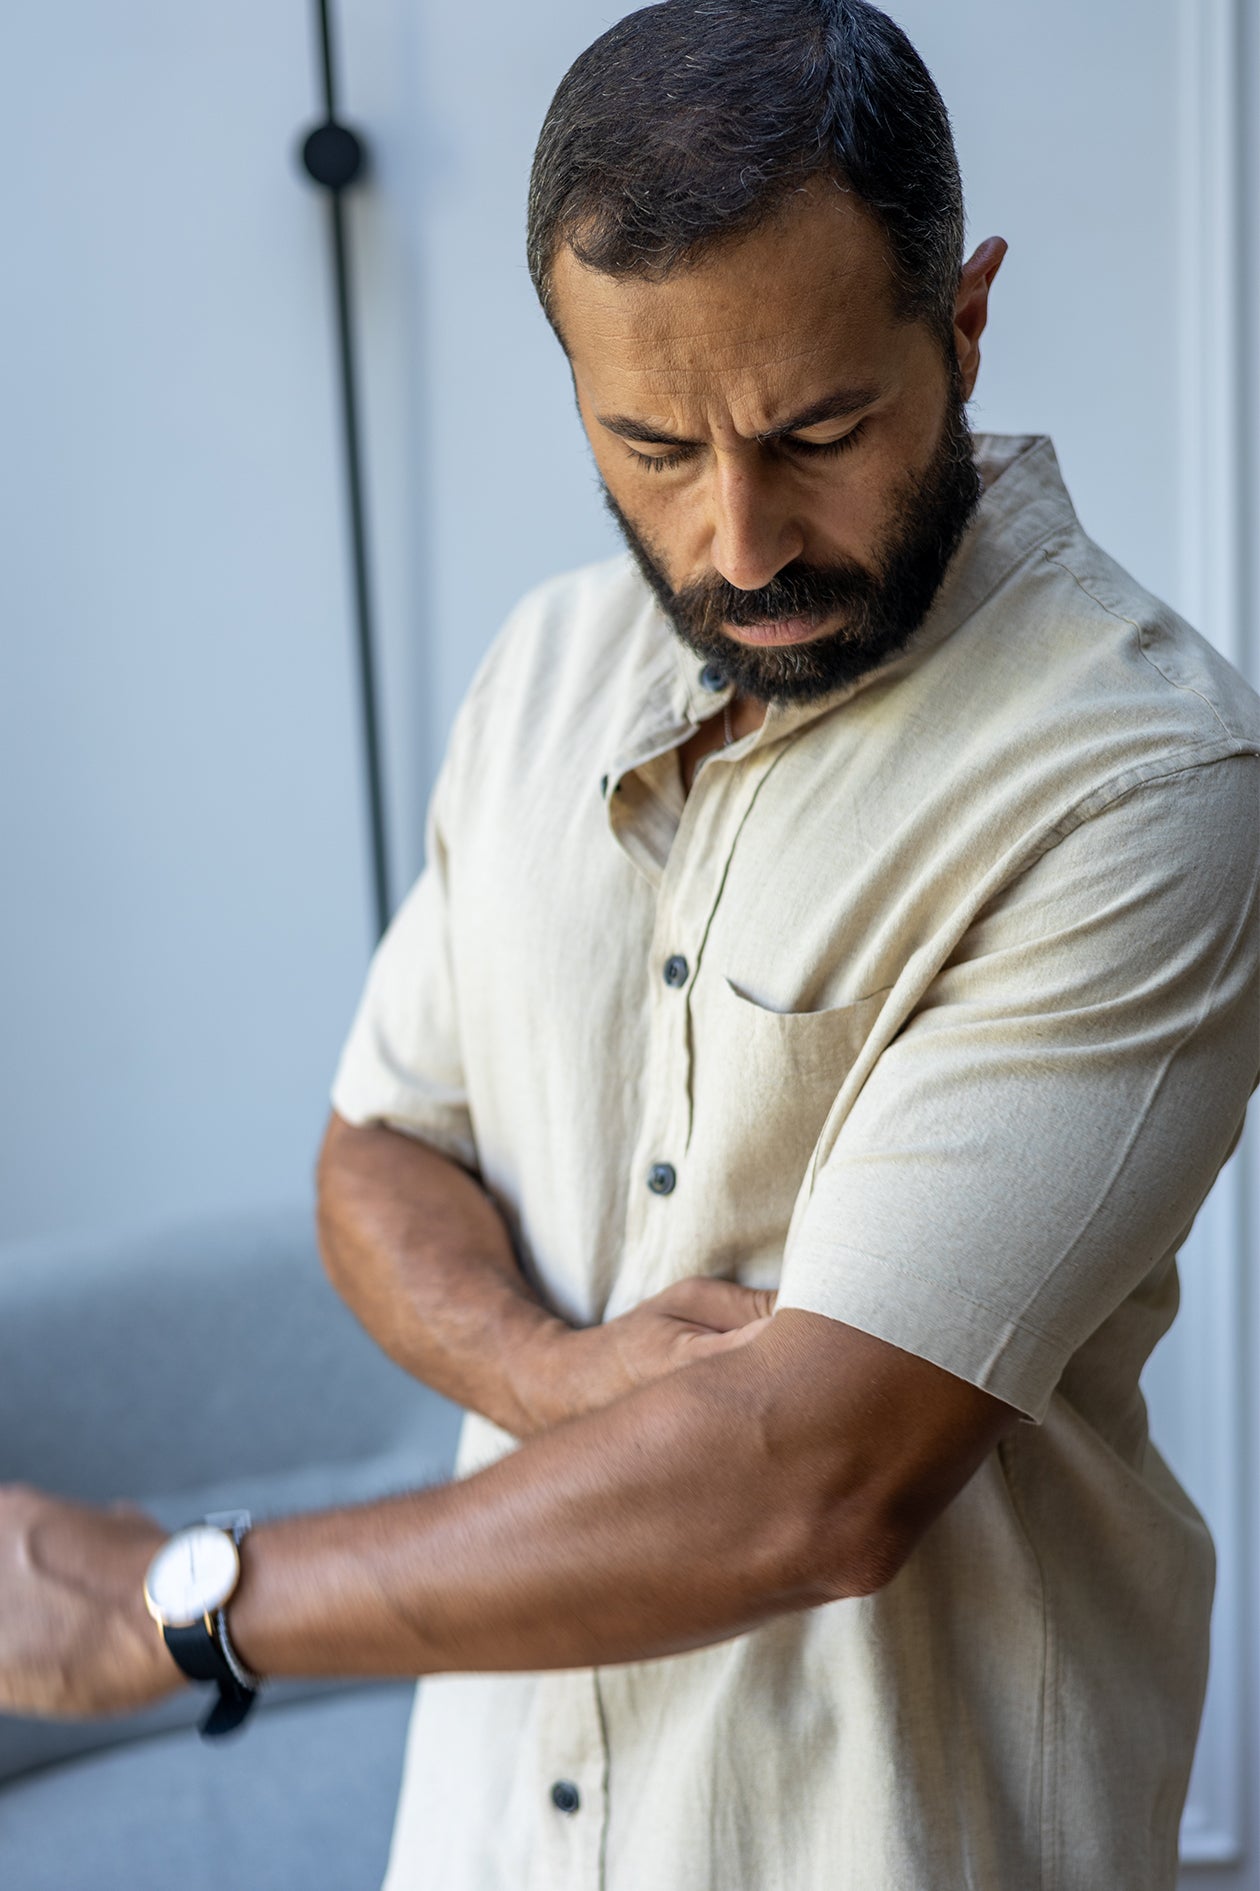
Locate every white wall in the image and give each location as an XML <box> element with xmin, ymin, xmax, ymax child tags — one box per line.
<box><xmin>0</xmin><ymin>6</ymin><xmax>378</xmax><ymax>1241</ymax></box>
<box><xmin>3</xmin><ymin>2</ymin><xmax>1255</xmax><ymax>1877</ymax></box>
<box><xmin>335</xmin><ymin>0</ymin><xmax>627</xmax><ymax>891</ymax></box>
<box><xmin>0</xmin><ymin>0</ymin><xmax>626</xmax><ymax>1246</ymax></box>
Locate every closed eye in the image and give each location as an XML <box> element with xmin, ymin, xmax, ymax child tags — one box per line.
<box><xmin>625</xmin><ymin>443</ymin><xmax>698</xmax><ymax>473</ymax></box>
<box><xmin>625</xmin><ymin>420</ymin><xmax>868</xmax><ymax>473</ymax></box>
<box><xmin>780</xmin><ymin>421</ymin><xmax>868</xmax><ymax>460</ymax></box>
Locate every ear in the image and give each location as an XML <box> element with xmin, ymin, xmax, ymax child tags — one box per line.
<box><xmin>953</xmin><ymin>237</ymin><xmax>1007</xmax><ymax>400</ymax></box>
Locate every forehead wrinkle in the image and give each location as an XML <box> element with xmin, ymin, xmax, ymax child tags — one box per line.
<box><xmin>588</xmin><ymin>345</ymin><xmax>864</xmax><ymax>446</ymax></box>
<box><xmin>601</xmin><ymin>341</ymin><xmax>839</xmax><ymax>378</ymax></box>
<box><xmin>585</xmin><ymin>341</ymin><xmax>843</xmax><ymax>425</ymax></box>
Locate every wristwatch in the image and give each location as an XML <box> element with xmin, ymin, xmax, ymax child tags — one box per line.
<box><xmin>143</xmin><ymin>1509</ymin><xmax>262</xmax><ymax>1739</ymax></box>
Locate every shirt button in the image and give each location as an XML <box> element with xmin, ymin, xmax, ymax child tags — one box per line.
<box><xmin>551</xmin><ymin>1780</ymin><xmax>581</xmax><ymax>1814</ymax></box>
<box><xmin>663</xmin><ymin>954</ymin><xmax>689</xmax><ymax>988</ymax></box>
<box><xmin>699</xmin><ymin>661</ymin><xmax>728</xmax><ymax>692</ymax></box>
<box><xmin>647</xmin><ymin>1162</ymin><xmax>677</xmax><ymax>1195</ymax></box>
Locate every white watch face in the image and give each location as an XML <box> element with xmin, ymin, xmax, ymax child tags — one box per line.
<box><xmin>144</xmin><ymin>1526</ymin><xmax>240</xmax><ymax>1628</ymax></box>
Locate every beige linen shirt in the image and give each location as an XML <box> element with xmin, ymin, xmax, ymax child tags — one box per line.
<box><xmin>332</xmin><ymin>435</ymin><xmax>1260</xmax><ymax>1891</ymax></box>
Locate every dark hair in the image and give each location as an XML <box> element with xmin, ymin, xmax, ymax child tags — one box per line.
<box><xmin>527</xmin><ymin>0</ymin><xmax>964</xmax><ymax>350</ymax></box>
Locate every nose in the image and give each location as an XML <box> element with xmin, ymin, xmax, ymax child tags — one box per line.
<box><xmin>708</xmin><ymin>455</ymin><xmax>805</xmax><ymax>591</ymax></box>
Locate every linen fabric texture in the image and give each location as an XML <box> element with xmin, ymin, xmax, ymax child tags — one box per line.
<box><xmin>331</xmin><ymin>436</ymin><xmax>1260</xmax><ymax>1891</ymax></box>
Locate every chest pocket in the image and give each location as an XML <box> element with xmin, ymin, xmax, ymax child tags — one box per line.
<box><xmin>687</xmin><ymin>975</ymin><xmax>892</xmax><ymax>1286</ymax></box>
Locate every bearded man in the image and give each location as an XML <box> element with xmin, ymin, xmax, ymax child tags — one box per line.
<box><xmin>3</xmin><ymin>4</ymin><xmax>1257</xmax><ymax>1888</ymax></box>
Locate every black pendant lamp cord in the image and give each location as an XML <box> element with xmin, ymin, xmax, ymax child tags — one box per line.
<box><xmin>298</xmin><ymin>0</ymin><xmax>391</xmax><ymax>942</ymax></box>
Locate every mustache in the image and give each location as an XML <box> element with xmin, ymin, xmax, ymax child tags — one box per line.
<box><xmin>671</xmin><ymin>559</ymin><xmax>876</xmax><ymax>637</ymax></box>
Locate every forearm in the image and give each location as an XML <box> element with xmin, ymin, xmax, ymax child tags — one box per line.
<box><xmin>226</xmin><ymin>1330</ymin><xmax>843</xmax><ymax>1682</ymax></box>
<box><xmin>316</xmin><ymin>1112</ymin><xmax>566</xmax><ymax>1438</ymax></box>
<box><xmin>4</xmin><ymin>1314</ymin><xmax>1003</xmax><ymax>1723</ymax></box>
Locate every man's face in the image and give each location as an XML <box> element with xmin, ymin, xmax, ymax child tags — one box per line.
<box><xmin>552</xmin><ymin>181</ymin><xmax>990</xmax><ymax>703</ymax></box>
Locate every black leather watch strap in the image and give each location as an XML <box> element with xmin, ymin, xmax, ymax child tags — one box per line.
<box><xmin>163</xmin><ymin>1620</ymin><xmax>232</xmax><ymax>1686</ymax></box>
<box><xmin>200</xmin><ymin>1678</ymin><xmax>257</xmax><ymax>1739</ymax></box>
<box><xmin>163</xmin><ymin>1621</ymin><xmax>258</xmax><ymax>1739</ymax></box>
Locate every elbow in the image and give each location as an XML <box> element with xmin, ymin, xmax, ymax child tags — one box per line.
<box><xmin>695</xmin><ymin>1367</ymin><xmax>914</xmax><ymax>1613</ymax></box>
<box><xmin>779</xmin><ymin>1489</ymin><xmax>915</xmax><ymax>1607</ymax></box>
<box><xmin>806</xmin><ymin>1513</ymin><xmax>911</xmax><ymax>1603</ymax></box>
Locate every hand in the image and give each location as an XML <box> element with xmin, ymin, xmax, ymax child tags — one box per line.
<box><xmin>526</xmin><ymin>1277</ymin><xmax>777</xmax><ymax>1430</ymax></box>
<box><xmin>0</xmin><ymin>1484</ymin><xmax>183</xmax><ymax>1719</ymax></box>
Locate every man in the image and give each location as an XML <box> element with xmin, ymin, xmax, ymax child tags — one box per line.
<box><xmin>2</xmin><ymin>2</ymin><xmax>1257</xmax><ymax>1886</ymax></box>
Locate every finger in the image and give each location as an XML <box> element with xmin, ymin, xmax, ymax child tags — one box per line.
<box><xmin>668</xmin><ymin>1278</ymin><xmax>778</xmax><ymax>1331</ymax></box>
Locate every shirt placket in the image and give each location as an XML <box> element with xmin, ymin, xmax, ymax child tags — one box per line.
<box><xmin>525</xmin><ymin>1669</ymin><xmax>611</xmax><ymax>1891</ymax></box>
<box><xmin>608</xmin><ymin>737</ymin><xmax>785</xmax><ymax>1310</ymax></box>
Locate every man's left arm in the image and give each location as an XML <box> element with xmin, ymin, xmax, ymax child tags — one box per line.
<box><xmin>0</xmin><ymin>1311</ymin><xmax>1015</xmax><ymax>1713</ymax></box>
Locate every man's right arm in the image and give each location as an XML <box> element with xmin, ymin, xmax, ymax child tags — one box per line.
<box><xmin>316</xmin><ymin>1111</ymin><xmax>565</xmax><ymax>1438</ymax></box>
<box><xmin>316</xmin><ymin>1111</ymin><xmax>775</xmax><ymax>1439</ymax></box>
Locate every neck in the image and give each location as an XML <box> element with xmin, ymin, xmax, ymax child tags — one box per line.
<box><xmin>729</xmin><ymin>693</ymin><xmax>768</xmax><ymax>741</ymax></box>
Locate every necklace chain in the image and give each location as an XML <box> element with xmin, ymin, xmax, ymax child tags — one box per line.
<box><xmin>723</xmin><ymin>696</ymin><xmax>733</xmax><ymax>747</ymax></box>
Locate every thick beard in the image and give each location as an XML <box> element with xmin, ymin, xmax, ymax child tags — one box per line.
<box><xmin>602</xmin><ymin>368</ymin><xmax>982</xmax><ymax>704</ymax></box>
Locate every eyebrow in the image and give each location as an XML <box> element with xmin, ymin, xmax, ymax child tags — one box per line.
<box><xmin>596</xmin><ymin>384</ymin><xmax>882</xmax><ymax>448</ymax></box>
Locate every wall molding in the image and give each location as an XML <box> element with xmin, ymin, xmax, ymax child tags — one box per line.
<box><xmin>1169</xmin><ymin>0</ymin><xmax>1249</xmax><ymax>1869</ymax></box>
<box><xmin>1176</xmin><ymin>0</ymin><xmax>1245</xmax><ymax>669</ymax></box>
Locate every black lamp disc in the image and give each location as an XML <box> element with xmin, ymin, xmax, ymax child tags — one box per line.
<box><xmin>301</xmin><ymin>121</ymin><xmax>365</xmax><ymax>191</ymax></box>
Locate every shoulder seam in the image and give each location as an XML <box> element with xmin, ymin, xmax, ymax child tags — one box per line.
<box><xmin>1042</xmin><ymin>550</ymin><xmax>1235</xmax><ymax>741</ymax></box>
<box><xmin>1017</xmin><ymin>748</ymin><xmax>1259</xmax><ymax>883</ymax></box>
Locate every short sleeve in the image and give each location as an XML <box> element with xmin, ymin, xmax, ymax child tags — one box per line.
<box><xmin>774</xmin><ymin>755</ymin><xmax>1260</xmax><ymax>1422</ymax></box>
<box><xmin>330</xmin><ymin>736</ymin><xmax>478</xmax><ymax>1174</ymax></box>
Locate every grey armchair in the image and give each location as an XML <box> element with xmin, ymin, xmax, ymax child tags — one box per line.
<box><xmin>0</xmin><ymin>1206</ymin><xmax>463</xmax><ymax>1889</ymax></box>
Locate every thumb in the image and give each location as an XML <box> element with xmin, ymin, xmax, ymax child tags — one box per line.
<box><xmin>690</xmin><ymin>1314</ymin><xmax>775</xmax><ymax>1356</ymax></box>
<box><xmin>673</xmin><ymin>1277</ymin><xmax>778</xmax><ymax>1332</ymax></box>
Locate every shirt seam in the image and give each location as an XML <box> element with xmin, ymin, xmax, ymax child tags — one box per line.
<box><xmin>1042</xmin><ymin>550</ymin><xmax>1238</xmax><ymax>742</ymax></box>
<box><xmin>999</xmin><ymin>1431</ymin><xmax>1055</xmax><ymax>1891</ymax></box>
<box><xmin>970</xmin><ymin>746</ymin><xmax>1259</xmax><ymax>917</ymax></box>
<box><xmin>1013</xmin><ymin>815</ymin><xmax>1260</xmax><ymax>1334</ymax></box>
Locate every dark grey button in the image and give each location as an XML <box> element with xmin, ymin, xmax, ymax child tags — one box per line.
<box><xmin>699</xmin><ymin>661</ymin><xmax>728</xmax><ymax>692</ymax></box>
<box><xmin>647</xmin><ymin>1162</ymin><xmax>677</xmax><ymax>1196</ymax></box>
<box><xmin>551</xmin><ymin>1780</ymin><xmax>581</xmax><ymax>1815</ymax></box>
<box><xmin>663</xmin><ymin>954</ymin><xmax>689</xmax><ymax>988</ymax></box>
<box><xmin>600</xmin><ymin>774</ymin><xmax>608</xmax><ymax>795</ymax></box>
